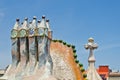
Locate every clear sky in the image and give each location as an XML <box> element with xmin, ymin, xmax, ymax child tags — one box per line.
<box><xmin>0</xmin><ymin>0</ymin><xmax>120</xmax><ymax>70</ymax></box>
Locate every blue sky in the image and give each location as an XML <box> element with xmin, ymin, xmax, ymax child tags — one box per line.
<box><xmin>0</xmin><ymin>0</ymin><xmax>120</xmax><ymax>70</ymax></box>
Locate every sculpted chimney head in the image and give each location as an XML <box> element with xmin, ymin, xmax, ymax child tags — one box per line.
<box><xmin>46</xmin><ymin>19</ymin><xmax>49</xmax><ymax>22</ymax></box>
<box><xmin>42</xmin><ymin>15</ymin><xmax>45</xmax><ymax>19</ymax></box>
<box><xmin>88</xmin><ymin>37</ymin><xmax>94</xmax><ymax>43</ymax></box>
<box><xmin>12</xmin><ymin>18</ymin><xmax>20</xmax><ymax>30</ymax></box>
<box><xmin>16</xmin><ymin>18</ymin><xmax>19</xmax><ymax>22</ymax></box>
<box><xmin>24</xmin><ymin>17</ymin><xmax>28</xmax><ymax>21</ymax></box>
<box><xmin>29</xmin><ymin>21</ymin><xmax>32</xmax><ymax>24</ymax></box>
<box><xmin>38</xmin><ymin>20</ymin><xmax>41</xmax><ymax>23</ymax></box>
<box><xmin>46</xmin><ymin>19</ymin><xmax>51</xmax><ymax>31</ymax></box>
<box><xmin>33</xmin><ymin>16</ymin><xmax>37</xmax><ymax>19</ymax></box>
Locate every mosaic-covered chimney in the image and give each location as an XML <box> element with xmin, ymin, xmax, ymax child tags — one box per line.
<box><xmin>11</xmin><ymin>16</ymin><xmax>53</xmax><ymax>70</ymax></box>
<box><xmin>11</xmin><ymin>18</ymin><xmax>20</xmax><ymax>67</ymax></box>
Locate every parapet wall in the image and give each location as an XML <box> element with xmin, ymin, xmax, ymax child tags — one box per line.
<box><xmin>50</xmin><ymin>40</ymin><xmax>86</xmax><ymax>80</ymax></box>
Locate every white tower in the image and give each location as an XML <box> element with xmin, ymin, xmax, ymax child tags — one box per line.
<box><xmin>84</xmin><ymin>37</ymin><xmax>102</xmax><ymax>80</ymax></box>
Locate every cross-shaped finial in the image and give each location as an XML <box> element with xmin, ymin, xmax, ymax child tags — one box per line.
<box><xmin>84</xmin><ymin>37</ymin><xmax>98</xmax><ymax>62</ymax></box>
<box><xmin>84</xmin><ymin>37</ymin><xmax>98</xmax><ymax>50</ymax></box>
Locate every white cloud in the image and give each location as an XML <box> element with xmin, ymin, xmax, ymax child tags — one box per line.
<box><xmin>96</xmin><ymin>43</ymin><xmax>120</xmax><ymax>52</ymax></box>
<box><xmin>0</xmin><ymin>12</ymin><xmax>4</xmax><ymax>17</ymax></box>
<box><xmin>0</xmin><ymin>11</ymin><xmax>5</xmax><ymax>24</ymax></box>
